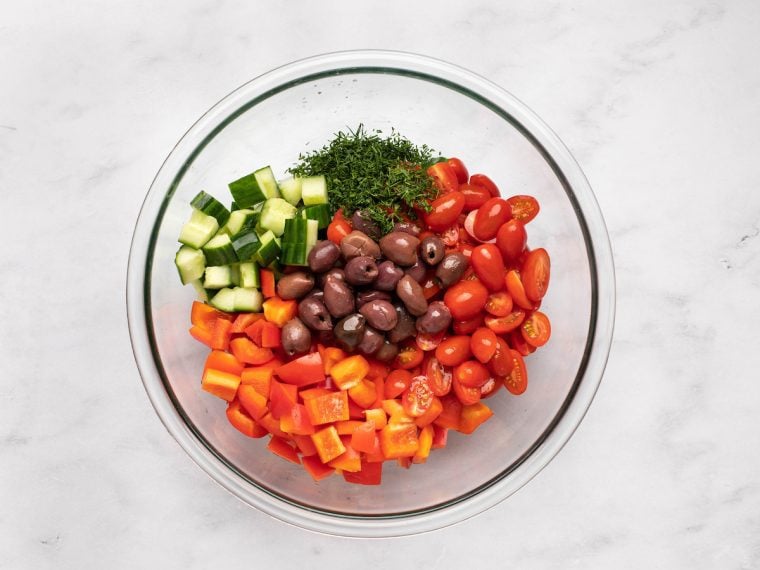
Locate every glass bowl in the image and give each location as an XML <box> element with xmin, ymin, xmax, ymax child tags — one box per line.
<box><xmin>127</xmin><ymin>50</ymin><xmax>615</xmax><ymax>537</ymax></box>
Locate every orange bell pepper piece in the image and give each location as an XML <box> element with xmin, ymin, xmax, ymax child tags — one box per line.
<box><xmin>260</xmin><ymin>269</ymin><xmax>276</xmax><ymax>298</ymax></box>
<box><xmin>348</xmin><ymin>378</ymin><xmax>377</xmax><ymax>409</ymax></box>
<box><xmin>190</xmin><ymin>300</ymin><xmax>231</xmax><ymax>330</ymax></box>
<box><xmin>275</xmin><ymin>353</ymin><xmax>325</xmax><ymax>387</ymax></box>
<box><xmin>381</xmin><ymin>399</ymin><xmax>414</xmax><ymax>424</ymax></box>
<box><xmin>414</xmin><ymin>395</ymin><xmax>443</xmax><ymax>428</ymax></box>
<box><xmin>225</xmin><ymin>399</ymin><xmax>267</xmax><ymax>438</ymax></box>
<box><xmin>237</xmin><ymin>384</ymin><xmax>268</xmax><ymax>420</ymax></box>
<box><xmin>267</xmin><ymin>436</ymin><xmax>301</xmax><ymax>465</ymax></box>
<box><xmin>299</xmin><ymin>387</ymin><xmax>332</xmax><ymax>401</ymax></box>
<box><xmin>201</xmin><ymin>368</ymin><xmax>240</xmax><ymax>402</ymax></box>
<box><xmin>329</xmin><ymin>355</ymin><xmax>370</xmax><ymax>390</ymax></box>
<box><xmin>364</xmin><ymin>434</ymin><xmax>385</xmax><ymax>463</ymax></box>
<box><xmin>189</xmin><ymin>325</ymin><xmax>213</xmax><ymax>347</ymax></box>
<box><xmin>257</xmin><ymin>411</ymin><xmax>288</xmax><ymax>438</ymax></box>
<box><xmin>334</xmin><ymin>420</ymin><xmax>364</xmax><ymax>435</ymax></box>
<box><xmin>350</xmin><ymin>421</ymin><xmax>377</xmax><ymax>453</ymax></box>
<box><xmin>328</xmin><ymin>436</ymin><xmax>361</xmax><ymax>472</ymax></box>
<box><xmin>433</xmin><ymin>394</ymin><xmax>462</xmax><ymax>430</ymax></box>
<box><xmin>293</xmin><ymin>434</ymin><xmax>318</xmax><ymax>457</ymax></box>
<box><xmin>211</xmin><ymin>317</ymin><xmax>233</xmax><ymax>351</ymax></box>
<box><xmin>311</xmin><ymin>425</ymin><xmax>346</xmax><ymax>463</ymax></box>
<box><xmin>364</xmin><ymin>408</ymin><xmax>387</xmax><ymax>430</ymax></box>
<box><xmin>244</xmin><ymin>319</ymin><xmax>266</xmax><ymax>345</ymax></box>
<box><xmin>262</xmin><ymin>296</ymin><xmax>298</xmax><ymax>327</ymax></box>
<box><xmin>458</xmin><ymin>402</ymin><xmax>494</xmax><ymax>434</ymax></box>
<box><xmin>380</xmin><ymin>423</ymin><xmax>419</xmax><ymax>459</ymax></box>
<box><xmin>413</xmin><ymin>424</ymin><xmax>434</xmax><ymax>463</ymax></box>
<box><xmin>343</xmin><ymin>461</ymin><xmax>382</xmax><ymax>485</ymax></box>
<box><xmin>260</xmin><ymin>321</ymin><xmax>281</xmax><ymax>348</ymax></box>
<box><xmin>230</xmin><ymin>337</ymin><xmax>274</xmax><ymax>366</ymax></box>
<box><xmin>304</xmin><ymin>390</ymin><xmax>349</xmax><ymax>425</ymax></box>
<box><xmin>269</xmin><ymin>380</ymin><xmax>298</xmax><ymax>420</ymax></box>
<box><xmin>320</xmin><ymin>346</ymin><xmax>348</xmax><ymax>375</ymax></box>
<box><xmin>240</xmin><ymin>366</ymin><xmax>273</xmax><ymax>398</ymax></box>
<box><xmin>301</xmin><ymin>454</ymin><xmax>335</xmax><ymax>481</ymax></box>
<box><xmin>204</xmin><ymin>350</ymin><xmax>244</xmax><ymax>376</ymax></box>
<box><xmin>280</xmin><ymin>403</ymin><xmax>315</xmax><ymax>436</ymax></box>
<box><xmin>231</xmin><ymin>312</ymin><xmax>264</xmax><ymax>333</ymax></box>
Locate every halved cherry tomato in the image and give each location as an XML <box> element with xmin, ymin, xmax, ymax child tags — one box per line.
<box><xmin>458</xmin><ymin>243</ymin><xmax>474</xmax><ymax>258</ymax></box>
<box><xmin>416</xmin><ymin>330</ymin><xmax>445</xmax><ymax>351</ymax></box>
<box><xmin>507</xmin><ymin>195</ymin><xmax>540</xmax><ymax>224</ymax></box>
<box><xmin>470</xmin><ymin>327</ymin><xmax>498</xmax><ymax>363</ymax></box>
<box><xmin>505</xmin><ymin>270</ymin><xmax>535</xmax><ymax>310</ymax></box>
<box><xmin>488</xmin><ymin>337</ymin><xmax>515</xmax><ymax>377</ymax></box>
<box><xmin>452</xmin><ymin>313</ymin><xmax>484</xmax><ymax>335</ymax></box>
<box><xmin>473</xmin><ymin>198</ymin><xmax>511</xmax><ymax>241</ymax></box>
<box><xmin>453</xmin><ymin>375</ymin><xmax>481</xmax><ymax>405</ymax></box>
<box><xmin>424</xmin><ymin>191</ymin><xmax>465</xmax><ymax>232</ymax></box>
<box><xmin>469</xmin><ymin>173</ymin><xmax>500</xmax><ymax>197</ymax></box>
<box><xmin>394</xmin><ymin>345</ymin><xmax>424</xmax><ymax>370</ymax></box>
<box><xmin>454</xmin><ymin>360</ymin><xmax>490</xmax><ymax>388</ymax></box>
<box><xmin>402</xmin><ymin>376</ymin><xmax>434</xmax><ymax>417</ymax></box>
<box><xmin>427</xmin><ymin>162</ymin><xmax>460</xmax><ymax>194</ymax></box>
<box><xmin>509</xmin><ymin>328</ymin><xmax>535</xmax><ymax>356</ymax></box>
<box><xmin>484</xmin><ymin>310</ymin><xmax>525</xmax><ymax>334</ymax></box>
<box><xmin>480</xmin><ymin>377</ymin><xmax>501</xmax><ymax>398</ymax></box>
<box><xmin>470</xmin><ymin>244</ymin><xmax>506</xmax><ymax>291</ymax></box>
<box><xmin>443</xmin><ymin>279</ymin><xmax>489</xmax><ymax>320</ymax></box>
<box><xmin>504</xmin><ymin>350</ymin><xmax>528</xmax><ymax>394</ymax></box>
<box><xmin>425</xmin><ymin>356</ymin><xmax>452</xmax><ymax>396</ymax></box>
<box><xmin>384</xmin><ymin>369</ymin><xmax>413</xmax><ymax>399</ymax></box>
<box><xmin>440</xmin><ymin>225</ymin><xmax>460</xmax><ymax>247</ymax></box>
<box><xmin>521</xmin><ymin>248</ymin><xmax>550</xmax><ymax>301</ymax></box>
<box><xmin>434</xmin><ymin>336</ymin><xmax>472</xmax><ymax>367</ymax></box>
<box><xmin>447</xmin><ymin>157</ymin><xmax>469</xmax><ymax>184</ymax></box>
<box><xmin>496</xmin><ymin>219</ymin><xmax>527</xmax><ymax>262</ymax></box>
<box><xmin>484</xmin><ymin>291</ymin><xmax>514</xmax><ymax>317</ymax></box>
<box><xmin>459</xmin><ymin>183</ymin><xmax>491</xmax><ymax>212</ymax></box>
<box><xmin>521</xmin><ymin>311</ymin><xmax>551</xmax><ymax>347</ymax></box>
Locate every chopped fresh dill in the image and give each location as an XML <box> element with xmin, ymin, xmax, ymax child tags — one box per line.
<box><xmin>288</xmin><ymin>125</ymin><xmax>442</xmax><ymax>234</ymax></box>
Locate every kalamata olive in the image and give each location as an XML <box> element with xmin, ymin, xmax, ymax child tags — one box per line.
<box><xmin>379</xmin><ymin>232</ymin><xmax>420</xmax><ymax>266</ymax></box>
<box><xmin>357</xmin><ymin>325</ymin><xmax>384</xmax><ymax>355</ymax></box>
<box><xmin>420</xmin><ymin>236</ymin><xmax>445</xmax><ymax>266</ymax></box>
<box><xmin>351</xmin><ymin>211</ymin><xmax>381</xmax><ymax>240</ymax></box>
<box><xmin>359</xmin><ymin>299</ymin><xmax>398</xmax><ymax>331</ymax></box>
<box><xmin>392</xmin><ymin>221</ymin><xmax>422</xmax><ymax>237</ymax></box>
<box><xmin>404</xmin><ymin>260</ymin><xmax>427</xmax><ymax>283</ymax></box>
<box><xmin>298</xmin><ymin>296</ymin><xmax>333</xmax><ymax>331</ymax></box>
<box><xmin>323</xmin><ymin>275</ymin><xmax>354</xmax><ymax>318</ymax></box>
<box><xmin>308</xmin><ymin>240</ymin><xmax>341</xmax><ymax>273</ymax></box>
<box><xmin>319</xmin><ymin>268</ymin><xmax>345</xmax><ymax>289</ymax></box>
<box><xmin>388</xmin><ymin>304</ymin><xmax>416</xmax><ymax>343</ymax></box>
<box><xmin>374</xmin><ymin>340</ymin><xmax>399</xmax><ymax>362</ymax></box>
<box><xmin>356</xmin><ymin>289</ymin><xmax>392</xmax><ymax>307</ymax></box>
<box><xmin>415</xmin><ymin>301</ymin><xmax>452</xmax><ymax>334</ymax></box>
<box><xmin>340</xmin><ymin>231</ymin><xmax>381</xmax><ymax>260</ymax></box>
<box><xmin>344</xmin><ymin>256</ymin><xmax>379</xmax><ymax>286</ymax></box>
<box><xmin>281</xmin><ymin>318</ymin><xmax>312</xmax><ymax>355</ymax></box>
<box><xmin>276</xmin><ymin>271</ymin><xmax>314</xmax><ymax>300</ymax></box>
<box><xmin>435</xmin><ymin>252</ymin><xmax>469</xmax><ymax>287</ymax></box>
<box><xmin>333</xmin><ymin>313</ymin><xmax>366</xmax><ymax>352</ymax></box>
<box><xmin>374</xmin><ymin>260</ymin><xmax>404</xmax><ymax>291</ymax></box>
<box><xmin>395</xmin><ymin>274</ymin><xmax>428</xmax><ymax>316</ymax></box>
<box><xmin>304</xmin><ymin>288</ymin><xmax>324</xmax><ymax>302</ymax></box>
<box><xmin>318</xmin><ymin>329</ymin><xmax>336</xmax><ymax>346</ymax></box>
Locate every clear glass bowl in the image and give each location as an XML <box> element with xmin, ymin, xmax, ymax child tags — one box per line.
<box><xmin>127</xmin><ymin>50</ymin><xmax>615</xmax><ymax>537</ymax></box>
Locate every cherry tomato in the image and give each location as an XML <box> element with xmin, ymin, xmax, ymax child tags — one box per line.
<box><xmin>453</xmin><ymin>375</ymin><xmax>481</xmax><ymax>405</ymax></box>
<box><xmin>458</xmin><ymin>243</ymin><xmax>474</xmax><ymax>258</ymax></box>
<box><xmin>521</xmin><ymin>311</ymin><xmax>551</xmax><ymax>347</ymax></box>
<box><xmin>384</xmin><ymin>369</ymin><xmax>413</xmax><ymax>399</ymax></box>
<box><xmin>452</xmin><ymin>313</ymin><xmax>484</xmax><ymax>335</ymax></box>
<box><xmin>435</xmin><ymin>336</ymin><xmax>472</xmax><ymax>367</ymax></box>
<box><xmin>424</xmin><ymin>191</ymin><xmax>465</xmax><ymax>232</ymax></box>
<box><xmin>443</xmin><ymin>279</ymin><xmax>489</xmax><ymax>320</ymax></box>
<box><xmin>427</xmin><ymin>162</ymin><xmax>460</xmax><ymax>194</ymax></box>
<box><xmin>505</xmin><ymin>270</ymin><xmax>535</xmax><ymax>310</ymax></box>
<box><xmin>488</xmin><ymin>337</ymin><xmax>515</xmax><ymax>377</ymax></box>
<box><xmin>504</xmin><ymin>350</ymin><xmax>528</xmax><ymax>395</ymax></box>
<box><xmin>484</xmin><ymin>310</ymin><xmax>525</xmax><ymax>334</ymax></box>
<box><xmin>425</xmin><ymin>356</ymin><xmax>452</xmax><ymax>396</ymax></box>
<box><xmin>394</xmin><ymin>345</ymin><xmax>424</xmax><ymax>370</ymax></box>
<box><xmin>403</xmin><ymin>375</ymin><xmax>434</xmax><ymax>417</ymax></box>
<box><xmin>469</xmin><ymin>173</ymin><xmax>500</xmax><ymax>197</ymax></box>
<box><xmin>470</xmin><ymin>327</ymin><xmax>498</xmax><ymax>363</ymax></box>
<box><xmin>447</xmin><ymin>158</ymin><xmax>469</xmax><ymax>183</ymax></box>
<box><xmin>416</xmin><ymin>330</ymin><xmax>445</xmax><ymax>351</ymax></box>
<box><xmin>480</xmin><ymin>376</ymin><xmax>501</xmax><ymax>398</ymax></box>
<box><xmin>507</xmin><ymin>195</ymin><xmax>540</xmax><ymax>224</ymax></box>
<box><xmin>473</xmin><ymin>198</ymin><xmax>511</xmax><ymax>241</ymax></box>
<box><xmin>471</xmin><ymin>244</ymin><xmax>506</xmax><ymax>292</ymax></box>
<box><xmin>496</xmin><ymin>219</ymin><xmax>527</xmax><ymax>262</ymax></box>
<box><xmin>454</xmin><ymin>360</ymin><xmax>490</xmax><ymax>388</ymax></box>
<box><xmin>485</xmin><ymin>292</ymin><xmax>514</xmax><ymax>317</ymax></box>
<box><xmin>440</xmin><ymin>225</ymin><xmax>460</xmax><ymax>247</ymax></box>
<box><xmin>508</xmin><ymin>328</ymin><xmax>535</xmax><ymax>356</ymax></box>
<box><xmin>459</xmin><ymin>183</ymin><xmax>491</xmax><ymax>212</ymax></box>
<box><xmin>421</xmin><ymin>276</ymin><xmax>442</xmax><ymax>301</ymax></box>
<box><xmin>521</xmin><ymin>248</ymin><xmax>550</xmax><ymax>302</ymax></box>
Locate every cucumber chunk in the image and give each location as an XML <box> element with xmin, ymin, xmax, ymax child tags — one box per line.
<box><xmin>178</xmin><ymin>209</ymin><xmax>219</xmax><ymax>249</ymax></box>
<box><xmin>229</xmin><ymin>172</ymin><xmax>267</xmax><ymax>208</ymax></box>
<box><xmin>301</xmin><ymin>204</ymin><xmax>331</xmax><ymax>229</ymax></box>
<box><xmin>204</xmin><ymin>266</ymin><xmax>233</xmax><ymax>289</ymax></box>
<box><xmin>254</xmin><ymin>230</ymin><xmax>281</xmax><ymax>266</ymax></box>
<box><xmin>279</xmin><ymin>176</ymin><xmax>303</xmax><ymax>206</ymax></box>
<box><xmin>202</xmin><ymin>234</ymin><xmax>238</xmax><ymax>266</ymax></box>
<box><xmin>190</xmin><ymin>191</ymin><xmax>230</xmax><ymax>226</ymax></box>
<box><xmin>254</xmin><ymin>166</ymin><xmax>281</xmax><ymax>200</ymax></box>
<box><xmin>210</xmin><ymin>288</ymin><xmax>237</xmax><ymax>312</ymax></box>
<box><xmin>220</xmin><ymin>208</ymin><xmax>258</xmax><ymax>237</ymax></box>
<box><xmin>175</xmin><ymin>245</ymin><xmax>206</xmax><ymax>285</ymax></box>
<box><xmin>231</xmin><ymin>231</ymin><xmax>261</xmax><ymax>261</ymax></box>
<box><xmin>239</xmin><ymin>261</ymin><xmax>260</xmax><ymax>288</ymax></box>
<box><xmin>234</xmin><ymin>287</ymin><xmax>263</xmax><ymax>312</ymax></box>
<box><xmin>189</xmin><ymin>279</ymin><xmax>209</xmax><ymax>302</ymax></box>
<box><xmin>301</xmin><ymin>175</ymin><xmax>328</xmax><ymax>205</ymax></box>
<box><xmin>259</xmin><ymin>198</ymin><xmax>297</xmax><ymax>236</ymax></box>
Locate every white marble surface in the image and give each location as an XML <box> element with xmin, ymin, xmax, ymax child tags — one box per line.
<box><xmin>3</xmin><ymin>0</ymin><xmax>759</xmax><ymax>567</ymax></box>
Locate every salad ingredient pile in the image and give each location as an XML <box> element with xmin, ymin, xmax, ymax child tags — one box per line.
<box><xmin>173</xmin><ymin>128</ymin><xmax>551</xmax><ymax>485</ymax></box>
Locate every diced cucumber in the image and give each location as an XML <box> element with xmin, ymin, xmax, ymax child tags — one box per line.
<box><xmin>220</xmin><ymin>208</ymin><xmax>258</xmax><ymax>237</ymax></box>
<box><xmin>259</xmin><ymin>198</ymin><xmax>297</xmax><ymax>236</ymax></box>
<box><xmin>202</xmin><ymin>234</ymin><xmax>238</xmax><ymax>266</ymax></box>
<box><xmin>210</xmin><ymin>288</ymin><xmax>237</xmax><ymax>312</ymax></box>
<box><xmin>189</xmin><ymin>279</ymin><xmax>209</xmax><ymax>302</ymax></box>
<box><xmin>175</xmin><ymin>245</ymin><xmax>206</xmax><ymax>285</ymax></box>
<box><xmin>231</xmin><ymin>230</ymin><xmax>261</xmax><ymax>261</ymax></box>
<box><xmin>305</xmin><ymin>219</ymin><xmax>319</xmax><ymax>252</ymax></box>
<box><xmin>280</xmin><ymin>242</ymin><xmax>307</xmax><ymax>266</ymax></box>
<box><xmin>229</xmin><ymin>264</ymin><xmax>241</xmax><ymax>286</ymax></box>
<box><xmin>234</xmin><ymin>287</ymin><xmax>263</xmax><ymax>312</ymax></box>
<box><xmin>190</xmin><ymin>191</ymin><xmax>230</xmax><ymax>226</ymax></box>
<box><xmin>283</xmin><ymin>216</ymin><xmax>308</xmax><ymax>242</ymax></box>
<box><xmin>253</xmin><ymin>166</ymin><xmax>281</xmax><ymax>200</ymax></box>
<box><xmin>300</xmin><ymin>204</ymin><xmax>331</xmax><ymax>229</ymax></box>
<box><xmin>239</xmin><ymin>261</ymin><xmax>260</xmax><ymax>288</ymax></box>
<box><xmin>254</xmin><ymin>230</ymin><xmax>281</xmax><ymax>266</ymax></box>
<box><xmin>230</xmin><ymin>201</ymin><xmax>240</xmax><ymax>212</ymax></box>
<box><xmin>204</xmin><ymin>265</ymin><xmax>233</xmax><ymax>289</ymax></box>
<box><xmin>278</xmin><ymin>176</ymin><xmax>303</xmax><ymax>206</ymax></box>
<box><xmin>301</xmin><ymin>175</ymin><xmax>328</xmax><ymax>205</ymax></box>
<box><xmin>229</xmin><ymin>173</ymin><xmax>267</xmax><ymax>208</ymax></box>
<box><xmin>178</xmin><ymin>209</ymin><xmax>219</xmax><ymax>249</ymax></box>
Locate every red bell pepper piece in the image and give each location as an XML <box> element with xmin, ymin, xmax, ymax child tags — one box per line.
<box><xmin>267</xmin><ymin>436</ymin><xmax>301</xmax><ymax>465</ymax></box>
<box><xmin>280</xmin><ymin>403</ymin><xmax>315</xmax><ymax>436</ymax></box>
<box><xmin>458</xmin><ymin>402</ymin><xmax>494</xmax><ymax>434</ymax></box>
<box><xmin>260</xmin><ymin>269</ymin><xmax>276</xmax><ymax>298</ymax></box>
<box><xmin>262</xmin><ymin>297</ymin><xmax>298</xmax><ymax>327</ymax></box>
<box><xmin>432</xmin><ymin>425</ymin><xmax>449</xmax><ymax>449</ymax></box>
<box><xmin>269</xmin><ymin>380</ymin><xmax>298</xmax><ymax>420</ymax></box>
<box><xmin>311</xmin><ymin>425</ymin><xmax>345</xmax><ymax>463</ymax></box>
<box><xmin>380</xmin><ymin>423</ymin><xmax>419</xmax><ymax>459</ymax></box>
<box><xmin>260</xmin><ymin>321</ymin><xmax>281</xmax><ymax>348</ymax></box>
<box><xmin>237</xmin><ymin>385</ymin><xmax>267</xmax><ymax>420</ymax></box>
<box><xmin>304</xmin><ymin>390</ymin><xmax>349</xmax><ymax>426</ymax></box>
<box><xmin>343</xmin><ymin>460</ymin><xmax>383</xmax><ymax>485</ymax></box>
<box><xmin>190</xmin><ymin>300</ymin><xmax>232</xmax><ymax>330</ymax></box>
<box><xmin>226</xmin><ymin>400</ymin><xmax>267</xmax><ymax>438</ymax></box>
<box><xmin>189</xmin><ymin>325</ymin><xmax>213</xmax><ymax>347</ymax></box>
<box><xmin>244</xmin><ymin>319</ymin><xmax>266</xmax><ymax>345</ymax></box>
<box><xmin>328</xmin><ymin>437</ymin><xmax>361</xmax><ymax>472</ymax></box>
<box><xmin>275</xmin><ymin>353</ymin><xmax>325</xmax><ymax>387</ymax></box>
<box><xmin>201</xmin><ymin>368</ymin><xmax>241</xmax><ymax>402</ymax></box>
<box><xmin>350</xmin><ymin>421</ymin><xmax>378</xmax><ymax>454</ymax></box>
<box><xmin>301</xmin><ymin>455</ymin><xmax>335</xmax><ymax>481</ymax></box>
<box><xmin>240</xmin><ymin>366</ymin><xmax>274</xmax><ymax>398</ymax></box>
<box><xmin>204</xmin><ymin>350</ymin><xmax>244</xmax><ymax>376</ymax></box>
<box><xmin>210</xmin><ymin>317</ymin><xmax>233</xmax><ymax>351</ymax></box>
<box><xmin>293</xmin><ymin>434</ymin><xmax>318</xmax><ymax>457</ymax></box>
<box><xmin>348</xmin><ymin>378</ymin><xmax>377</xmax><ymax>409</ymax></box>
<box><xmin>230</xmin><ymin>337</ymin><xmax>274</xmax><ymax>366</ymax></box>
<box><xmin>231</xmin><ymin>312</ymin><xmax>263</xmax><ymax>333</ymax></box>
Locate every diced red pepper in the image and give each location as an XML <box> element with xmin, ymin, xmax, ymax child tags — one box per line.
<box><xmin>458</xmin><ymin>402</ymin><xmax>494</xmax><ymax>434</ymax></box>
<box><xmin>380</xmin><ymin>423</ymin><xmax>419</xmax><ymax>459</ymax></box>
<box><xmin>347</xmin><ymin>378</ymin><xmax>377</xmax><ymax>409</ymax></box>
<box><xmin>189</xmin><ymin>325</ymin><xmax>213</xmax><ymax>347</ymax></box>
<box><xmin>230</xmin><ymin>337</ymin><xmax>274</xmax><ymax>366</ymax></box>
<box><xmin>280</xmin><ymin>403</ymin><xmax>315</xmax><ymax>435</ymax></box>
<box><xmin>342</xmin><ymin>461</ymin><xmax>382</xmax><ymax>485</ymax></box>
<box><xmin>304</xmin><ymin>390</ymin><xmax>349</xmax><ymax>425</ymax></box>
<box><xmin>364</xmin><ymin>408</ymin><xmax>387</xmax><ymax>430</ymax></box>
<box><xmin>275</xmin><ymin>353</ymin><xmax>325</xmax><ymax>387</ymax></box>
<box><xmin>225</xmin><ymin>399</ymin><xmax>267</xmax><ymax>438</ymax></box>
<box><xmin>413</xmin><ymin>424</ymin><xmax>435</xmax><ymax>463</ymax></box>
<box><xmin>334</xmin><ymin>420</ymin><xmax>365</xmax><ymax>435</ymax></box>
<box><xmin>204</xmin><ymin>350</ymin><xmax>244</xmax><ymax>376</ymax></box>
<box><xmin>231</xmin><ymin>312</ymin><xmax>264</xmax><ymax>333</ymax></box>
<box><xmin>414</xmin><ymin>395</ymin><xmax>443</xmax><ymax>427</ymax></box>
<box><xmin>433</xmin><ymin>394</ymin><xmax>462</xmax><ymax>430</ymax></box>
<box><xmin>190</xmin><ymin>301</ymin><xmax>231</xmax><ymax>330</ymax></box>
<box><xmin>301</xmin><ymin>455</ymin><xmax>335</xmax><ymax>481</ymax></box>
<box><xmin>293</xmin><ymin>434</ymin><xmax>318</xmax><ymax>457</ymax></box>
<box><xmin>244</xmin><ymin>319</ymin><xmax>266</xmax><ymax>345</ymax></box>
<box><xmin>260</xmin><ymin>321</ymin><xmax>281</xmax><ymax>348</ymax></box>
<box><xmin>267</xmin><ymin>436</ymin><xmax>301</xmax><ymax>465</ymax></box>
<box><xmin>350</xmin><ymin>421</ymin><xmax>377</xmax><ymax>454</ymax></box>
<box><xmin>269</xmin><ymin>380</ymin><xmax>298</xmax><ymax>420</ymax></box>
<box><xmin>210</xmin><ymin>318</ymin><xmax>233</xmax><ymax>351</ymax></box>
<box><xmin>432</xmin><ymin>425</ymin><xmax>449</xmax><ymax>449</ymax></box>
<box><xmin>328</xmin><ymin>437</ymin><xmax>361</xmax><ymax>472</ymax></box>
<box><xmin>237</xmin><ymin>384</ymin><xmax>268</xmax><ymax>420</ymax></box>
<box><xmin>330</xmin><ymin>355</ymin><xmax>370</xmax><ymax>390</ymax></box>
<box><xmin>260</xmin><ymin>269</ymin><xmax>276</xmax><ymax>299</ymax></box>
<box><xmin>311</xmin><ymin>425</ymin><xmax>346</xmax><ymax>463</ymax></box>
<box><xmin>240</xmin><ymin>366</ymin><xmax>274</xmax><ymax>398</ymax></box>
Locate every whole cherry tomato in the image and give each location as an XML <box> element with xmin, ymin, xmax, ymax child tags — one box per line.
<box><xmin>443</xmin><ymin>279</ymin><xmax>489</xmax><ymax>320</ymax></box>
<box><xmin>459</xmin><ymin>183</ymin><xmax>491</xmax><ymax>212</ymax></box>
<box><xmin>496</xmin><ymin>219</ymin><xmax>527</xmax><ymax>262</ymax></box>
<box><xmin>447</xmin><ymin>158</ymin><xmax>469</xmax><ymax>184</ymax></box>
<box><xmin>507</xmin><ymin>195</ymin><xmax>540</xmax><ymax>224</ymax></box>
<box><xmin>470</xmin><ymin>327</ymin><xmax>498</xmax><ymax>363</ymax></box>
<box><xmin>473</xmin><ymin>198</ymin><xmax>511</xmax><ymax>241</ymax></box>
<box><xmin>521</xmin><ymin>248</ymin><xmax>550</xmax><ymax>301</ymax></box>
<box><xmin>403</xmin><ymin>375</ymin><xmax>434</xmax><ymax>417</ymax></box>
<box><xmin>504</xmin><ymin>350</ymin><xmax>528</xmax><ymax>395</ymax></box>
<box><xmin>384</xmin><ymin>369</ymin><xmax>413</xmax><ymax>399</ymax></box>
<box><xmin>424</xmin><ymin>191</ymin><xmax>465</xmax><ymax>232</ymax></box>
<box><xmin>454</xmin><ymin>360</ymin><xmax>490</xmax><ymax>388</ymax></box>
<box><xmin>469</xmin><ymin>173</ymin><xmax>501</xmax><ymax>197</ymax></box>
<box><xmin>452</xmin><ymin>313</ymin><xmax>484</xmax><ymax>335</ymax></box>
<box><xmin>425</xmin><ymin>356</ymin><xmax>453</xmax><ymax>396</ymax></box>
<box><xmin>427</xmin><ymin>162</ymin><xmax>460</xmax><ymax>194</ymax></box>
<box><xmin>470</xmin><ymin>244</ymin><xmax>506</xmax><ymax>291</ymax></box>
<box><xmin>434</xmin><ymin>336</ymin><xmax>472</xmax><ymax>367</ymax></box>
<box><xmin>521</xmin><ymin>310</ymin><xmax>551</xmax><ymax>347</ymax></box>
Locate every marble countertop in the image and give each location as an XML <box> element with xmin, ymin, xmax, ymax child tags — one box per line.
<box><xmin>3</xmin><ymin>1</ymin><xmax>759</xmax><ymax>568</ymax></box>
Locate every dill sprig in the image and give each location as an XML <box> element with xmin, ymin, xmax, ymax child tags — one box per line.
<box><xmin>289</xmin><ymin>125</ymin><xmax>442</xmax><ymax>234</ymax></box>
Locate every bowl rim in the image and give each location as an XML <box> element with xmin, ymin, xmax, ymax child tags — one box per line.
<box><xmin>127</xmin><ymin>49</ymin><xmax>616</xmax><ymax>537</ymax></box>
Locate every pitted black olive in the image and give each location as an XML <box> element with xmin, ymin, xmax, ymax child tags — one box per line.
<box><xmin>420</xmin><ymin>236</ymin><xmax>445</xmax><ymax>266</ymax></box>
<box><xmin>344</xmin><ymin>256</ymin><xmax>379</xmax><ymax>286</ymax></box>
<box><xmin>379</xmin><ymin>232</ymin><xmax>420</xmax><ymax>266</ymax></box>
<box><xmin>307</xmin><ymin>240</ymin><xmax>341</xmax><ymax>273</ymax></box>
